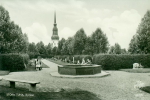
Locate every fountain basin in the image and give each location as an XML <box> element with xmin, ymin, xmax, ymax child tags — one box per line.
<box><xmin>58</xmin><ymin>64</ymin><xmax>101</xmax><ymax>75</ymax></box>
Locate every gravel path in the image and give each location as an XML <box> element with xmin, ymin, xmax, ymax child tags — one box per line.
<box><xmin>1</xmin><ymin>59</ymin><xmax>150</xmax><ymax>100</ymax></box>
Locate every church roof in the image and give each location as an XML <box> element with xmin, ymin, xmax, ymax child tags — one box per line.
<box><xmin>51</xmin><ymin>35</ymin><xmax>59</xmax><ymax>40</ymax></box>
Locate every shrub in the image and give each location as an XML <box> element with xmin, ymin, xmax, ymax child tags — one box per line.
<box><xmin>93</xmin><ymin>54</ymin><xmax>150</xmax><ymax>70</ymax></box>
<box><xmin>0</xmin><ymin>54</ymin><xmax>29</xmax><ymax>71</ymax></box>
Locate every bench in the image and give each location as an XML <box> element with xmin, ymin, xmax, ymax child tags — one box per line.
<box><xmin>3</xmin><ymin>78</ymin><xmax>40</xmax><ymax>91</ymax></box>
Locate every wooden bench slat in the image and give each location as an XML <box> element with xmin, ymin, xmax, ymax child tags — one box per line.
<box><xmin>4</xmin><ymin>78</ymin><xmax>40</xmax><ymax>84</ymax></box>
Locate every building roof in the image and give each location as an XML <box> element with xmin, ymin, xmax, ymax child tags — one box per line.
<box><xmin>51</xmin><ymin>35</ymin><xmax>59</xmax><ymax>40</ymax></box>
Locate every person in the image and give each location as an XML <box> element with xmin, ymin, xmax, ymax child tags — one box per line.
<box><xmin>87</xmin><ymin>59</ymin><xmax>91</xmax><ymax>64</ymax></box>
<box><xmin>77</xmin><ymin>60</ymin><xmax>80</xmax><ymax>64</ymax></box>
<box><xmin>36</xmin><ymin>59</ymin><xmax>42</xmax><ymax>71</ymax></box>
<box><xmin>35</xmin><ymin>59</ymin><xmax>37</xmax><ymax>69</ymax></box>
<box><xmin>39</xmin><ymin>61</ymin><xmax>42</xmax><ymax>70</ymax></box>
<box><xmin>81</xmin><ymin>58</ymin><xmax>86</xmax><ymax>65</ymax></box>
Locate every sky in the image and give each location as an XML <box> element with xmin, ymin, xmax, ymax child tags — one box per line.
<box><xmin>1</xmin><ymin>0</ymin><xmax>150</xmax><ymax>49</ymax></box>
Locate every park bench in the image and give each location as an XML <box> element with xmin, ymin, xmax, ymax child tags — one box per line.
<box><xmin>3</xmin><ymin>78</ymin><xmax>40</xmax><ymax>91</ymax></box>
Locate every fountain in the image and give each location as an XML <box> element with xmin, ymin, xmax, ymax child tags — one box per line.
<box><xmin>58</xmin><ymin>58</ymin><xmax>101</xmax><ymax>75</ymax></box>
<box><xmin>58</xmin><ymin>64</ymin><xmax>101</xmax><ymax>75</ymax></box>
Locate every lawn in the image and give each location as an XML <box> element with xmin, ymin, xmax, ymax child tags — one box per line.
<box><xmin>47</xmin><ymin>59</ymin><xmax>70</xmax><ymax>65</ymax></box>
<box><xmin>120</xmin><ymin>68</ymin><xmax>150</xmax><ymax>73</ymax></box>
<box><xmin>0</xmin><ymin>59</ymin><xmax>101</xmax><ymax>100</ymax></box>
<box><xmin>1</xmin><ymin>59</ymin><xmax>150</xmax><ymax>100</ymax></box>
<box><xmin>0</xmin><ymin>86</ymin><xmax>100</xmax><ymax>100</ymax></box>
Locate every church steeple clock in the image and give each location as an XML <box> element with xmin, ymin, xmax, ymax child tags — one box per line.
<box><xmin>51</xmin><ymin>11</ymin><xmax>59</xmax><ymax>48</ymax></box>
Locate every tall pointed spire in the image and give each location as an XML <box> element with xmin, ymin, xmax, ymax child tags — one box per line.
<box><xmin>51</xmin><ymin>10</ymin><xmax>59</xmax><ymax>48</ymax></box>
<box><xmin>54</xmin><ymin>11</ymin><xmax>56</xmax><ymax>24</ymax></box>
<box><xmin>51</xmin><ymin>10</ymin><xmax>59</xmax><ymax>41</ymax></box>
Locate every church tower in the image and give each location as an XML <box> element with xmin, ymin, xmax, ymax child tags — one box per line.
<box><xmin>51</xmin><ymin>11</ymin><xmax>59</xmax><ymax>48</ymax></box>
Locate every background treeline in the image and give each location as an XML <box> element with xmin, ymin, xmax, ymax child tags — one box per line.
<box><xmin>1</xmin><ymin>5</ymin><xmax>150</xmax><ymax>56</ymax></box>
<box><xmin>28</xmin><ymin>10</ymin><xmax>150</xmax><ymax>56</ymax></box>
<box><xmin>51</xmin><ymin>28</ymin><xmax>129</xmax><ymax>56</ymax></box>
<box><xmin>0</xmin><ymin>5</ymin><xmax>150</xmax><ymax>71</ymax></box>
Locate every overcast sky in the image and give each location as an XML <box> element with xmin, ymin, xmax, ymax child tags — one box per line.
<box><xmin>1</xmin><ymin>0</ymin><xmax>150</xmax><ymax>49</ymax></box>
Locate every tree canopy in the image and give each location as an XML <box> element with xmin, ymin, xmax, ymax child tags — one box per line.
<box><xmin>0</xmin><ymin>6</ymin><xmax>29</xmax><ymax>53</ymax></box>
<box><xmin>129</xmin><ymin>10</ymin><xmax>150</xmax><ymax>54</ymax></box>
<box><xmin>91</xmin><ymin>28</ymin><xmax>109</xmax><ymax>54</ymax></box>
<box><xmin>74</xmin><ymin>28</ymin><xmax>87</xmax><ymax>55</ymax></box>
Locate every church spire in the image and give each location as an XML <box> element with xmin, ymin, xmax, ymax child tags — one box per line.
<box><xmin>51</xmin><ymin>11</ymin><xmax>59</xmax><ymax>48</ymax></box>
<box><xmin>54</xmin><ymin>11</ymin><xmax>56</xmax><ymax>24</ymax></box>
<box><xmin>51</xmin><ymin>10</ymin><xmax>59</xmax><ymax>41</ymax></box>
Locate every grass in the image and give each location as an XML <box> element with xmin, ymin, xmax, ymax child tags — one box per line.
<box><xmin>0</xmin><ymin>59</ymin><xmax>101</xmax><ymax>100</ymax></box>
<box><xmin>47</xmin><ymin>59</ymin><xmax>70</xmax><ymax>65</ymax></box>
<box><xmin>0</xmin><ymin>85</ymin><xmax>101</xmax><ymax>100</ymax></box>
<box><xmin>140</xmin><ymin>86</ymin><xmax>150</xmax><ymax>94</ymax></box>
<box><xmin>120</xmin><ymin>68</ymin><xmax>150</xmax><ymax>73</ymax></box>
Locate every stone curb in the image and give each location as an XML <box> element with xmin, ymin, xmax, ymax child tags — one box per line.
<box><xmin>50</xmin><ymin>71</ymin><xmax>110</xmax><ymax>78</ymax></box>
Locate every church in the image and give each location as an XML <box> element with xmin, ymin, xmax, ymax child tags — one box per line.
<box><xmin>51</xmin><ymin>11</ymin><xmax>59</xmax><ymax>48</ymax></box>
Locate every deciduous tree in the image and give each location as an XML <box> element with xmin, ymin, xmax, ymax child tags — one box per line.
<box><xmin>91</xmin><ymin>28</ymin><xmax>109</xmax><ymax>54</ymax></box>
<box><xmin>74</xmin><ymin>28</ymin><xmax>87</xmax><ymax>54</ymax></box>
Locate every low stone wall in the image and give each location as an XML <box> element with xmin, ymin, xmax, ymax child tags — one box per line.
<box><xmin>0</xmin><ymin>71</ymin><xmax>10</xmax><ymax>75</ymax></box>
<box><xmin>58</xmin><ymin>65</ymin><xmax>101</xmax><ymax>75</ymax></box>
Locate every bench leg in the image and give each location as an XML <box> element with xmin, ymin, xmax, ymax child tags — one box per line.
<box><xmin>10</xmin><ymin>82</ymin><xmax>15</xmax><ymax>88</ymax></box>
<box><xmin>29</xmin><ymin>84</ymin><xmax>36</xmax><ymax>91</ymax></box>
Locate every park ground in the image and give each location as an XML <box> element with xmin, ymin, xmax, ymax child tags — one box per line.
<box><xmin>0</xmin><ymin>59</ymin><xmax>150</xmax><ymax>100</ymax></box>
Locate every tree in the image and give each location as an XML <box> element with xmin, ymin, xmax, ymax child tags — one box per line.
<box><xmin>109</xmin><ymin>43</ymin><xmax>121</xmax><ymax>54</ymax></box>
<box><xmin>74</xmin><ymin>28</ymin><xmax>87</xmax><ymax>54</ymax></box>
<box><xmin>66</xmin><ymin>37</ymin><xmax>74</xmax><ymax>55</ymax></box>
<box><xmin>129</xmin><ymin>10</ymin><xmax>150</xmax><ymax>54</ymax></box>
<box><xmin>57</xmin><ymin>38</ymin><xmax>65</xmax><ymax>55</ymax></box>
<box><xmin>0</xmin><ymin>6</ymin><xmax>29</xmax><ymax>53</ymax></box>
<box><xmin>17</xmin><ymin>33</ymin><xmax>29</xmax><ymax>53</ymax></box>
<box><xmin>114</xmin><ymin>43</ymin><xmax>121</xmax><ymax>54</ymax></box>
<box><xmin>128</xmin><ymin>35</ymin><xmax>140</xmax><ymax>54</ymax></box>
<box><xmin>121</xmin><ymin>48</ymin><xmax>127</xmax><ymax>54</ymax></box>
<box><xmin>52</xmin><ymin>47</ymin><xmax>58</xmax><ymax>55</ymax></box>
<box><xmin>45</xmin><ymin>43</ymin><xmax>52</xmax><ymax>55</ymax></box>
<box><xmin>28</xmin><ymin>42</ymin><xmax>38</xmax><ymax>53</ymax></box>
<box><xmin>136</xmin><ymin>10</ymin><xmax>150</xmax><ymax>54</ymax></box>
<box><xmin>108</xmin><ymin>46</ymin><xmax>115</xmax><ymax>54</ymax></box>
<box><xmin>84</xmin><ymin>36</ymin><xmax>94</xmax><ymax>55</ymax></box>
<box><xmin>0</xmin><ymin>6</ymin><xmax>10</xmax><ymax>53</ymax></box>
<box><xmin>36</xmin><ymin>41</ymin><xmax>46</xmax><ymax>54</ymax></box>
<box><xmin>91</xmin><ymin>28</ymin><xmax>109</xmax><ymax>54</ymax></box>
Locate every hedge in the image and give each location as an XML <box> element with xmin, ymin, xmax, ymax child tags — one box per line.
<box><xmin>93</xmin><ymin>54</ymin><xmax>150</xmax><ymax>70</ymax></box>
<box><xmin>28</xmin><ymin>52</ymin><xmax>53</xmax><ymax>59</ymax></box>
<box><xmin>0</xmin><ymin>54</ymin><xmax>29</xmax><ymax>71</ymax></box>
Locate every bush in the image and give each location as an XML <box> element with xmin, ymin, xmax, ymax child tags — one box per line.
<box><xmin>93</xmin><ymin>54</ymin><xmax>150</xmax><ymax>70</ymax></box>
<box><xmin>0</xmin><ymin>54</ymin><xmax>29</xmax><ymax>71</ymax></box>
